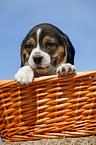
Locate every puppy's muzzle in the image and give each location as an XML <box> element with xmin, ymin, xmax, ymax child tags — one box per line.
<box><xmin>33</xmin><ymin>55</ymin><xmax>43</xmax><ymax>65</ymax></box>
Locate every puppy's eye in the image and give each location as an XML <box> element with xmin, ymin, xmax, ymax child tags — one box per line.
<box><xmin>46</xmin><ymin>42</ymin><xmax>55</xmax><ymax>48</ymax></box>
<box><xmin>27</xmin><ymin>44</ymin><xmax>33</xmax><ymax>49</ymax></box>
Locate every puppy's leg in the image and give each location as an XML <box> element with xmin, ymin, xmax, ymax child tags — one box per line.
<box><xmin>57</xmin><ymin>63</ymin><xmax>76</xmax><ymax>76</ymax></box>
<box><xmin>15</xmin><ymin>65</ymin><xmax>34</xmax><ymax>84</ymax></box>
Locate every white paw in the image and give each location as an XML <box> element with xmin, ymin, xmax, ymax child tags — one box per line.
<box><xmin>15</xmin><ymin>65</ymin><xmax>34</xmax><ymax>84</ymax></box>
<box><xmin>57</xmin><ymin>63</ymin><xmax>76</xmax><ymax>76</ymax></box>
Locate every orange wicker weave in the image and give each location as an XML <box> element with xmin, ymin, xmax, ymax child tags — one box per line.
<box><xmin>0</xmin><ymin>71</ymin><xmax>96</xmax><ymax>142</ymax></box>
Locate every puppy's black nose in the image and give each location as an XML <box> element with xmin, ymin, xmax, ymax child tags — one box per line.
<box><xmin>33</xmin><ymin>56</ymin><xmax>43</xmax><ymax>64</ymax></box>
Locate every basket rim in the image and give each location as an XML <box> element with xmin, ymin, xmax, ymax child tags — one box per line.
<box><xmin>0</xmin><ymin>70</ymin><xmax>96</xmax><ymax>84</ymax></box>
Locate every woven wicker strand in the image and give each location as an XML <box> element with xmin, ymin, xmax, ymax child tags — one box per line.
<box><xmin>0</xmin><ymin>71</ymin><xmax>96</xmax><ymax>142</ymax></box>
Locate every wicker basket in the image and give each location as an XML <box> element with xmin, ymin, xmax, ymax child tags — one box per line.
<box><xmin>0</xmin><ymin>71</ymin><xmax>96</xmax><ymax>142</ymax></box>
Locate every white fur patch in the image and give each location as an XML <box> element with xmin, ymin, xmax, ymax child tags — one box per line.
<box><xmin>15</xmin><ymin>65</ymin><xmax>34</xmax><ymax>84</ymax></box>
<box><xmin>56</xmin><ymin>63</ymin><xmax>76</xmax><ymax>75</ymax></box>
<box><xmin>28</xmin><ymin>49</ymin><xmax>51</xmax><ymax>69</ymax></box>
<box><xmin>28</xmin><ymin>28</ymin><xmax>51</xmax><ymax>72</ymax></box>
<box><xmin>37</xmin><ymin>28</ymin><xmax>41</xmax><ymax>47</ymax></box>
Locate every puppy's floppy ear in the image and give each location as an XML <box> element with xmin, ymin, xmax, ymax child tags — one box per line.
<box><xmin>21</xmin><ymin>38</ymin><xmax>28</xmax><ymax>67</ymax></box>
<box><xmin>21</xmin><ymin>41</ymin><xmax>25</xmax><ymax>67</ymax></box>
<box><xmin>62</xmin><ymin>34</ymin><xmax>75</xmax><ymax>65</ymax></box>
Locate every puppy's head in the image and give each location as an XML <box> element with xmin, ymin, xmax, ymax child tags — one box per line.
<box><xmin>21</xmin><ymin>23</ymin><xmax>75</xmax><ymax>76</ymax></box>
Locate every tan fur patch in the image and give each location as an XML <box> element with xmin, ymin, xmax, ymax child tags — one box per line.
<box><xmin>21</xmin><ymin>49</ymin><xmax>29</xmax><ymax>65</ymax></box>
<box><xmin>52</xmin><ymin>45</ymin><xmax>67</xmax><ymax>65</ymax></box>
<box><xmin>27</xmin><ymin>37</ymin><xmax>36</xmax><ymax>47</ymax></box>
<box><xmin>21</xmin><ymin>37</ymin><xmax>36</xmax><ymax>66</ymax></box>
<box><xmin>43</xmin><ymin>36</ymin><xmax>56</xmax><ymax>45</ymax></box>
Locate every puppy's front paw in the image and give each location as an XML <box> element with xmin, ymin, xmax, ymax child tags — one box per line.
<box><xmin>15</xmin><ymin>65</ymin><xmax>34</xmax><ymax>84</ymax></box>
<box><xmin>57</xmin><ymin>63</ymin><xmax>76</xmax><ymax>76</ymax></box>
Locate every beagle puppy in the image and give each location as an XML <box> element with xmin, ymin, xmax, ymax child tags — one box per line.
<box><xmin>15</xmin><ymin>23</ymin><xmax>75</xmax><ymax>84</ymax></box>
